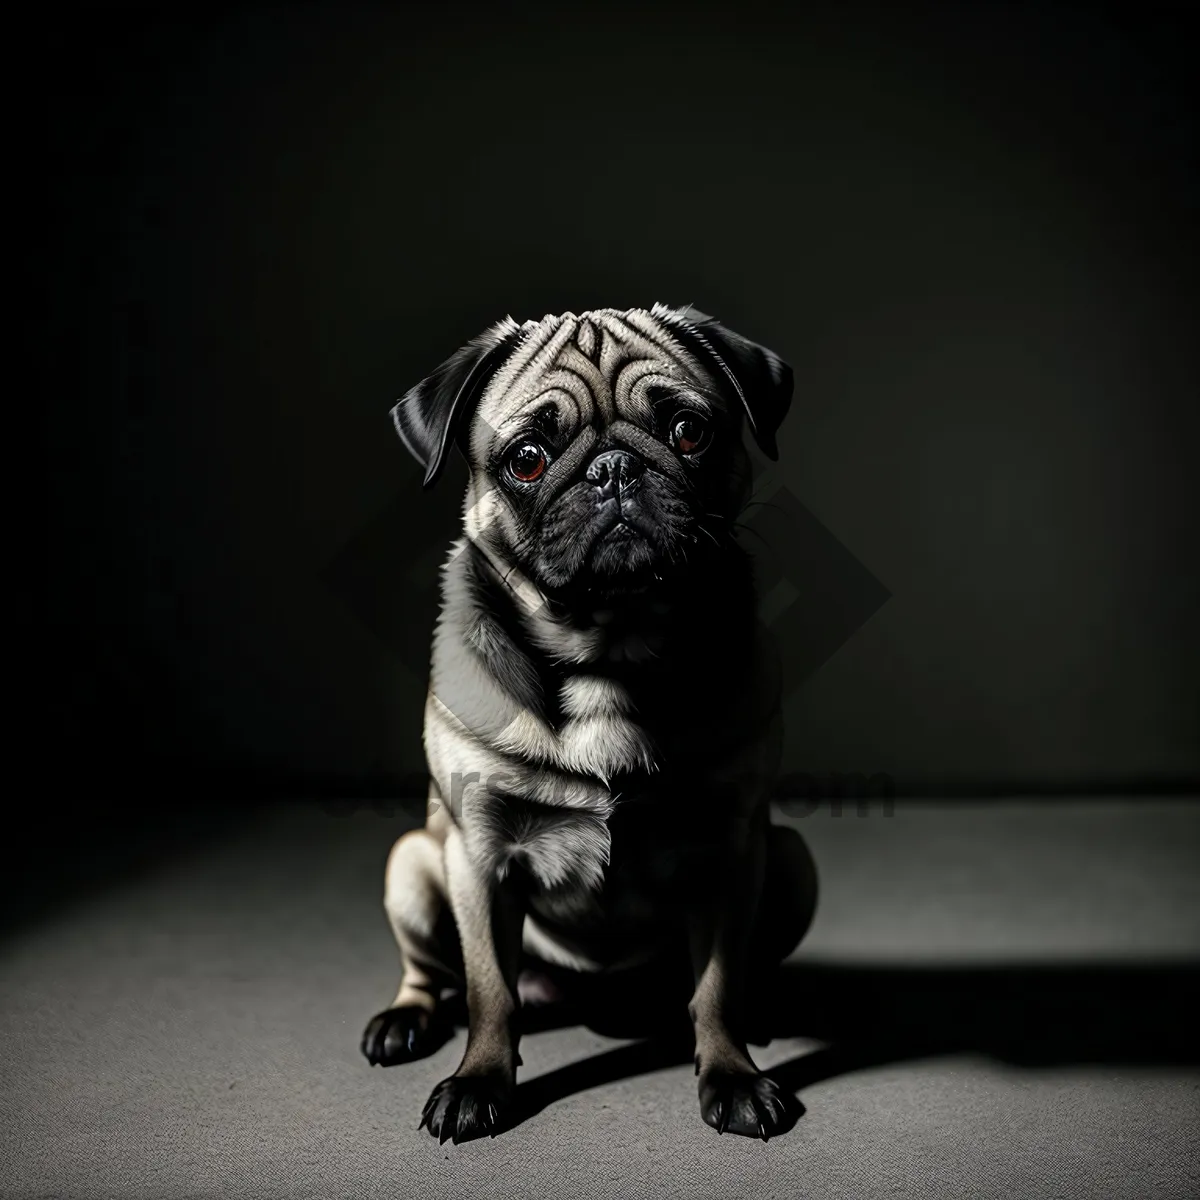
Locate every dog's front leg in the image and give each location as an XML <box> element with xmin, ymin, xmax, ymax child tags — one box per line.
<box><xmin>687</xmin><ymin>801</ymin><xmax>803</xmax><ymax>1140</ymax></box>
<box><xmin>419</xmin><ymin>825</ymin><xmax>524</xmax><ymax>1144</ymax></box>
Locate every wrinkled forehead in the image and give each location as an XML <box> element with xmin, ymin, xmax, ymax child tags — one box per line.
<box><xmin>472</xmin><ymin>308</ymin><xmax>720</xmax><ymax>450</ymax></box>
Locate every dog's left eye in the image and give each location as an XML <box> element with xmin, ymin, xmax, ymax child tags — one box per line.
<box><xmin>507</xmin><ymin>441</ymin><xmax>548</xmax><ymax>483</ymax></box>
<box><xmin>670</xmin><ymin>413</ymin><xmax>710</xmax><ymax>456</ymax></box>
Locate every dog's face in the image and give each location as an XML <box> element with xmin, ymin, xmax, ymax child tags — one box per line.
<box><xmin>392</xmin><ymin>305</ymin><xmax>792</xmax><ymax>606</ymax></box>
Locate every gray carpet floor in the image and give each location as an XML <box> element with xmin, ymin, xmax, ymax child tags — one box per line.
<box><xmin>3</xmin><ymin>799</ymin><xmax>1199</xmax><ymax>1199</ymax></box>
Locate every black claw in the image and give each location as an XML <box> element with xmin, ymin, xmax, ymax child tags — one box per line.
<box><xmin>700</xmin><ymin>1068</ymin><xmax>803</xmax><ymax>1141</ymax></box>
<box><xmin>420</xmin><ymin>1074</ymin><xmax>511</xmax><ymax>1145</ymax></box>
<box><xmin>751</xmin><ymin>1092</ymin><xmax>769</xmax><ymax>1141</ymax></box>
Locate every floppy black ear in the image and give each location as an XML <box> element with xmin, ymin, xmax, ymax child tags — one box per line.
<box><xmin>650</xmin><ymin>303</ymin><xmax>793</xmax><ymax>460</ymax></box>
<box><xmin>390</xmin><ymin>317</ymin><xmax>525</xmax><ymax>488</ymax></box>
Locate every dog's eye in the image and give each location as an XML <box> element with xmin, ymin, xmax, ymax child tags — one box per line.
<box><xmin>670</xmin><ymin>413</ymin><xmax>710</xmax><ymax>457</ymax></box>
<box><xmin>507</xmin><ymin>441</ymin><xmax>548</xmax><ymax>483</ymax></box>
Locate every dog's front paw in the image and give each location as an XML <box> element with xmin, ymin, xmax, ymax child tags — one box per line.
<box><xmin>419</xmin><ymin>1073</ymin><xmax>511</xmax><ymax>1144</ymax></box>
<box><xmin>361</xmin><ymin>1006</ymin><xmax>449</xmax><ymax>1066</ymax></box>
<box><xmin>699</xmin><ymin>1068</ymin><xmax>804</xmax><ymax>1141</ymax></box>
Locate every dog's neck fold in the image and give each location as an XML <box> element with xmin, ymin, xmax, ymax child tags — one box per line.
<box><xmin>465</xmin><ymin>535</ymin><xmax>607</xmax><ymax>666</ymax></box>
<box><xmin>464</xmin><ymin>533</ymin><xmax>676</xmax><ymax>670</ymax></box>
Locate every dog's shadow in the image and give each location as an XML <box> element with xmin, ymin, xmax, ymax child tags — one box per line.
<box><xmin>502</xmin><ymin>959</ymin><xmax>1200</xmax><ymax>1129</ymax></box>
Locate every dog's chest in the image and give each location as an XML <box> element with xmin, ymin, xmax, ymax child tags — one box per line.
<box><xmin>473</xmin><ymin>649</ymin><xmax>759</xmax><ymax>919</ymax></box>
<box><xmin>495</xmin><ymin>673</ymin><xmax>657</xmax><ymax>780</ymax></box>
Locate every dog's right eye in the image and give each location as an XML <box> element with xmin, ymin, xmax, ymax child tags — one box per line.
<box><xmin>507</xmin><ymin>441</ymin><xmax>548</xmax><ymax>483</ymax></box>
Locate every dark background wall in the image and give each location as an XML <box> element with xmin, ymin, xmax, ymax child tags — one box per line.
<box><xmin>33</xmin><ymin>2</ymin><xmax>1199</xmax><ymax>798</ymax></box>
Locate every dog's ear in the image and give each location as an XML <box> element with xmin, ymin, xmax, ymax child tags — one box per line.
<box><xmin>651</xmin><ymin>303</ymin><xmax>793</xmax><ymax>460</ymax></box>
<box><xmin>391</xmin><ymin>317</ymin><xmax>525</xmax><ymax>488</ymax></box>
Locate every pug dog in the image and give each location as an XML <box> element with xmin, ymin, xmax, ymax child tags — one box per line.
<box><xmin>361</xmin><ymin>304</ymin><xmax>818</xmax><ymax>1143</ymax></box>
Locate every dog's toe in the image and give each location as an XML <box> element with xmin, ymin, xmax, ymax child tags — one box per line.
<box><xmin>699</xmin><ymin>1068</ymin><xmax>804</xmax><ymax>1140</ymax></box>
<box><xmin>419</xmin><ymin>1074</ymin><xmax>510</xmax><ymax>1144</ymax></box>
<box><xmin>361</xmin><ymin>1006</ymin><xmax>449</xmax><ymax>1066</ymax></box>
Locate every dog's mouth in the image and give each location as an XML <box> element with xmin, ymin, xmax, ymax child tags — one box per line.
<box><xmin>596</xmin><ymin>520</ymin><xmax>643</xmax><ymax>545</ymax></box>
<box><xmin>532</xmin><ymin>521</ymin><xmax>664</xmax><ymax>609</ymax></box>
<box><xmin>526</xmin><ymin>472</ymin><xmax>701</xmax><ymax>605</ymax></box>
<box><xmin>588</xmin><ymin>515</ymin><xmax>660</xmax><ymax>575</ymax></box>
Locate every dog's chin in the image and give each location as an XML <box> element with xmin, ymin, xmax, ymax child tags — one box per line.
<box><xmin>537</xmin><ymin>523</ymin><xmax>674</xmax><ymax>609</ymax></box>
<box><xmin>588</xmin><ymin>522</ymin><xmax>659</xmax><ymax>580</ymax></box>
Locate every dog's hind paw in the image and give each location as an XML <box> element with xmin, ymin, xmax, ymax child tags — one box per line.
<box><xmin>361</xmin><ymin>1006</ymin><xmax>449</xmax><ymax>1066</ymax></box>
<box><xmin>419</xmin><ymin>1073</ymin><xmax>511</xmax><ymax>1144</ymax></box>
<box><xmin>699</xmin><ymin>1068</ymin><xmax>804</xmax><ymax>1141</ymax></box>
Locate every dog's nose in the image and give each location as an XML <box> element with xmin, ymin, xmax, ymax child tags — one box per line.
<box><xmin>587</xmin><ymin>450</ymin><xmax>642</xmax><ymax>498</ymax></box>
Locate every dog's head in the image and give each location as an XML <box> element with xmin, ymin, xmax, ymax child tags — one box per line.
<box><xmin>392</xmin><ymin>305</ymin><xmax>791</xmax><ymax>606</ymax></box>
